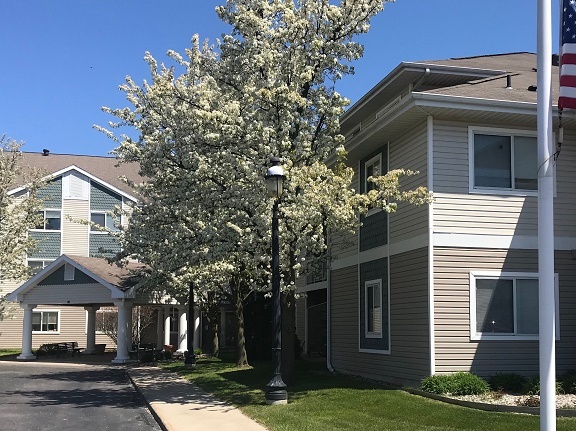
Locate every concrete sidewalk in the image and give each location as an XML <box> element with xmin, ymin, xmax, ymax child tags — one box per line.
<box><xmin>128</xmin><ymin>366</ymin><xmax>269</xmax><ymax>431</ymax></box>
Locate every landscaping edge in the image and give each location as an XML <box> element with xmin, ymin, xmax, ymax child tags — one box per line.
<box><xmin>405</xmin><ymin>388</ymin><xmax>576</xmax><ymax>417</ymax></box>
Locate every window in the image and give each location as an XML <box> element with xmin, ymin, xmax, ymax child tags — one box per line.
<box><xmin>32</xmin><ymin>310</ymin><xmax>59</xmax><ymax>333</ymax></box>
<box><xmin>27</xmin><ymin>260</ymin><xmax>54</xmax><ymax>275</ymax></box>
<box><xmin>35</xmin><ymin>210</ymin><xmax>61</xmax><ymax>230</ymax></box>
<box><xmin>365</xmin><ymin>279</ymin><xmax>382</xmax><ymax>338</ymax></box>
<box><xmin>471</xmin><ymin>129</ymin><xmax>538</xmax><ymax>193</ymax></box>
<box><xmin>364</xmin><ymin>154</ymin><xmax>382</xmax><ymax>193</ymax></box>
<box><xmin>305</xmin><ymin>257</ymin><xmax>327</xmax><ymax>284</ymax></box>
<box><xmin>90</xmin><ymin>212</ymin><xmax>120</xmax><ymax>232</ymax></box>
<box><xmin>470</xmin><ymin>272</ymin><xmax>559</xmax><ymax>340</ymax></box>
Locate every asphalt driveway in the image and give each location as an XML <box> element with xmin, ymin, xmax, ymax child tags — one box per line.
<box><xmin>0</xmin><ymin>362</ymin><xmax>161</xmax><ymax>431</ymax></box>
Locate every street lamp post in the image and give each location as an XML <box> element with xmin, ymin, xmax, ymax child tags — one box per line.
<box><xmin>265</xmin><ymin>157</ymin><xmax>288</xmax><ymax>405</ymax></box>
<box><xmin>184</xmin><ymin>282</ymin><xmax>196</xmax><ymax>369</ymax></box>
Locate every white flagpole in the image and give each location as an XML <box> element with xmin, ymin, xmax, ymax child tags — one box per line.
<box><xmin>537</xmin><ymin>0</ymin><xmax>556</xmax><ymax>430</ymax></box>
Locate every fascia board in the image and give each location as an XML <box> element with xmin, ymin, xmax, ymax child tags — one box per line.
<box><xmin>411</xmin><ymin>92</ymin><xmax>539</xmax><ymax>116</ymax></box>
<box><xmin>8</xmin><ymin>165</ymin><xmax>139</xmax><ymax>203</ymax></box>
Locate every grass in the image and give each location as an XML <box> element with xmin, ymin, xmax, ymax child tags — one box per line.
<box><xmin>0</xmin><ymin>349</ymin><xmax>19</xmax><ymax>357</ymax></box>
<box><xmin>160</xmin><ymin>356</ymin><xmax>576</xmax><ymax>431</ymax></box>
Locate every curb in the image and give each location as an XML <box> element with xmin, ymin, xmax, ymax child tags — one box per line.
<box><xmin>406</xmin><ymin>388</ymin><xmax>576</xmax><ymax>417</ymax></box>
<box><xmin>126</xmin><ymin>370</ymin><xmax>169</xmax><ymax>431</ymax></box>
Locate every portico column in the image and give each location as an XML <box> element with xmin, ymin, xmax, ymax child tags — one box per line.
<box><xmin>178</xmin><ymin>306</ymin><xmax>188</xmax><ymax>352</ymax></box>
<box><xmin>84</xmin><ymin>306</ymin><xmax>100</xmax><ymax>354</ymax></box>
<box><xmin>127</xmin><ymin>305</ymin><xmax>133</xmax><ymax>350</ymax></box>
<box><xmin>193</xmin><ymin>306</ymin><xmax>201</xmax><ymax>351</ymax></box>
<box><xmin>112</xmin><ymin>300</ymin><xmax>132</xmax><ymax>363</ymax></box>
<box><xmin>17</xmin><ymin>303</ymin><xmax>37</xmax><ymax>360</ymax></box>
<box><xmin>156</xmin><ymin>308</ymin><xmax>164</xmax><ymax>349</ymax></box>
<box><xmin>164</xmin><ymin>306</ymin><xmax>171</xmax><ymax>347</ymax></box>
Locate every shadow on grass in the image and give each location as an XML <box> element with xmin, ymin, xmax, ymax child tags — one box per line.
<box><xmin>163</xmin><ymin>355</ymin><xmax>393</xmax><ymax>408</ymax></box>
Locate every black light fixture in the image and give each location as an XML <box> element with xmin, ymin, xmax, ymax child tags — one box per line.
<box><xmin>264</xmin><ymin>157</ymin><xmax>288</xmax><ymax>405</ymax></box>
<box><xmin>184</xmin><ymin>282</ymin><xmax>196</xmax><ymax>369</ymax></box>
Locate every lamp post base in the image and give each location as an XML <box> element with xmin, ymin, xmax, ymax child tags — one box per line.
<box><xmin>184</xmin><ymin>351</ymin><xmax>196</xmax><ymax>369</ymax></box>
<box><xmin>265</xmin><ymin>375</ymin><xmax>288</xmax><ymax>405</ymax></box>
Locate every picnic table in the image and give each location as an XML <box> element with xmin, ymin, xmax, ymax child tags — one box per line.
<box><xmin>37</xmin><ymin>342</ymin><xmax>82</xmax><ymax>358</ymax></box>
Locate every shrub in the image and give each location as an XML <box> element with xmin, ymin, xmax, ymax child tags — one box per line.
<box><xmin>489</xmin><ymin>373</ymin><xmax>527</xmax><ymax>394</ymax></box>
<box><xmin>523</xmin><ymin>376</ymin><xmax>563</xmax><ymax>395</ymax></box>
<box><xmin>449</xmin><ymin>372</ymin><xmax>490</xmax><ymax>395</ymax></box>
<box><xmin>139</xmin><ymin>352</ymin><xmax>155</xmax><ymax>363</ymax></box>
<box><xmin>420</xmin><ymin>372</ymin><xmax>489</xmax><ymax>396</ymax></box>
<box><xmin>560</xmin><ymin>370</ymin><xmax>576</xmax><ymax>394</ymax></box>
<box><xmin>420</xmin><ymin>374</ymin><xmax>453</xmax><ymax>395</ymax></box>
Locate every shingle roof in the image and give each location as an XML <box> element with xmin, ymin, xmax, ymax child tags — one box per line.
<box><xmin>65</xmin><ymin>254</ymin><xmax>146</xmax><ymax>291</ymax></box>
<box><xmin>16</xmin><ymin>152</ymin><xmax>143</xmax><ymax>196</ymax></box>
<box><xmin>417</xmin><ymin>52</ymin><xmax>556</xmax><ymax>104</ymax></box>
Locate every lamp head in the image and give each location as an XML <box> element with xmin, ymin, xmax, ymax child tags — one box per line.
<box><xmin>265</xmin><ymin>157</ymin><xmax>285</xmax><ymax>198</ymax></box>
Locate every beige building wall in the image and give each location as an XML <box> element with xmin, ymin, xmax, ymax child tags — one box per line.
<box><xmin>433</xmin><ymin>247</ymin><xmax>576</xmax><ymax>376</ymax></box>
<box><xmin>330</xmin><ymin>248</ymin><xmax>430</xmax><ymax>387</ymax></box>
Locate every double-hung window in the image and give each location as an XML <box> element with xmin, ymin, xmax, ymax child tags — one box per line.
<box><xmin>470</xmin><ymin>128</ymin><xmax>538</xmax><ymax>194</ymax></box>
<box><xmin>32</xmin><ymin>310</ymin><xmax>59</xmax><ymax>333</ymax></box>
<box><xmin>365</xmin><ymin>279</ymin><xmax>382</xmax><ymax>338</ymax></box>
<box><xmin>35</xmin><ymin>210</ymin><xmax>61</xmax><ymax>230</ymax></box>
<box><xmin>470</xmin><ymin>272</ymin><xmax>559</xmax><ymax>340</ymax></box>
<box><xmin>364</xmin><ymin>154</ymin><xmax>382</xmax><ymax>193</ymax></box>
<box><xmin>90</xmin><ymin>212</ymin><xmax>120</xmax><ymax>232</ymax></box>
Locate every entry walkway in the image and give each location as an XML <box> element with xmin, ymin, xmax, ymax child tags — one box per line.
<box><xmin>128</xmin><ymin>367</ymin><xmax>269</xmax><ymax>431</ymax></box>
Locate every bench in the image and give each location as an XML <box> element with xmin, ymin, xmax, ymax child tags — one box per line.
<box><xmin>37</xmin><ymin>342</ymin><xmax>82</xmax><ymax>358</ymax></box>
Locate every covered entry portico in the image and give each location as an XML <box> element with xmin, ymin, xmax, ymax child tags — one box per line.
<box><xmin>6</xmin><ymin>254</ymin><xmax>198</xmax><ymax>363</ymax></box>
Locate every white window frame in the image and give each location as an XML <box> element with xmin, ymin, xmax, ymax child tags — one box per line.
<box><xmin>32</xmin><ymin>309</ymin><xmax>61</xmax><ymax>334</ymax></box>
<box><xmin>90</xmin><ymin>211</ymin><xmax>121</xmax><ymax>233</ymax></box>
<box><xmin>468</xmin><ymin>126</ymin><xmax>547</xmax><ymax>197</ymax></box>
<box><xmin>364</xmin><ymin>279</ymin><xmax>383</xmax><ymax>338</ymax></box>
<box><xmin>32</xmin><ymin>209</ymin><xmax>62</xmax><ymax>231</ymax></box>
<box><xmin>364</xmin><ymin>153</ymin><xmax>382</xmax><ymax>217</ymax></box>
<box><xmin>469</xmin><ymin>271</ymin><xmax>560</xmax><ymax>341</ymax></box>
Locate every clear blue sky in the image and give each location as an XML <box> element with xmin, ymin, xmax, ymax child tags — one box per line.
<box><xmin>0</xmin><ymin>1</ymin><xmax>559</xmax><ymax>157</ymax></box>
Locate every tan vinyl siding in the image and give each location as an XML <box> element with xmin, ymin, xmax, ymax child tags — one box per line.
<box><xmin>61</xmin><ymin>199</ymin><xmax>89</xmax><ymax>255</ymax></box>
<box><xmin>389</xmin><ymin>123</ymin><xmax>428</xmax><ymax>243</ymax></box>
<box><xmin>432</xmin><ymin>122</ymin><xmax>576</xmax><ymax>237</ymax></box>
<box><xmin>0</xmin><ymin>306</ymin><xmax>114</xmax><ymax>349</ymax></box>
<box><xmin>331</xmin><ymin>165</ymin><xmax>359</xmax><ymax>262</ymax></box>
<box><xmin>434</xmin><ymin>248</ymin><xmax>576</xmax><ymax>376</ymax></box>
<box><xmin>330</xmin><ymin>248</ymin><xmax>430</xmax><ymax>387</ymax></box>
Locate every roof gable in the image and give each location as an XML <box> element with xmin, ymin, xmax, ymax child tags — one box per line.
<box><xmin>8</xmin><ymin>164</ymin><xmax>138</xmax><ymax>202</ymax></box>
<box><xmin>6</xmin><ymin>255</ymin><xmax>144</xmax><ymax>302</ymax></box>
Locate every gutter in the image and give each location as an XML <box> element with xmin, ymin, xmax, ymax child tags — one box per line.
<box><xmin>326</xmin><ymin>263</ymin><xmax>335</xmax><ymax>373</ymax></box>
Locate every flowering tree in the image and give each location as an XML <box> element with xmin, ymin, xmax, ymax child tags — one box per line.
<box><xmin>0</xmin><ymin>136</ymin><xmax>44</xmax><ymax>320</ymax></box>
<box><xmin>99</xmin><ymin>0</ymin><xmax>431</xmax><ymax>378</ymax></box>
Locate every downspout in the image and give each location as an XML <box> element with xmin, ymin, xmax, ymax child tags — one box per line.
<box><xmin>427</xmin><ymin>115</ymin><xmax>436</xmax><ymax>376</ymax></box>
<box><xmin>326</xmin><ymin>262</ymin><xmax>335</xmax><ymax>372</ymax></box>
<box><xmin>412</xmin><ymin>68</ymin><xmax>431</xmax><ymax>92</ymax></box>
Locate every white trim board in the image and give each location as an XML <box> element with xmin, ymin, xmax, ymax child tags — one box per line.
<box><xmin>434</xmin><ymin>233</ymin><xmax>576</xmax><ymax>250</ymax></box>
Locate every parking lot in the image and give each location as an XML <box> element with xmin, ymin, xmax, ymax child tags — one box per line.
<box><xmin>0</xmin><ymin>362</ymin><xmax>161</xmax><ymax>431</ymax></box>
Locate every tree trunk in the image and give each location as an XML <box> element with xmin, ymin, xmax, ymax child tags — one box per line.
<box><xmin>205</xmin><ymin>299</ymin><xmax>220</xmax><ymax>357</ymax></box>
<box><xmin>234</xmin><ymin>282</ymin><xmax>249</xmax><ymax>367</ymax></box>
<box><xmin>281</xmin><ymin>289</ymin><xmax>296</xmax><ymax>384</ymax></box>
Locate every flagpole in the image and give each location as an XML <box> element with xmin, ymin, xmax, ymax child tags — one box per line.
<box><xmin>537</xmin><ymin>0</ymin><xmax>556</xmax><ymax>430</ymax></box>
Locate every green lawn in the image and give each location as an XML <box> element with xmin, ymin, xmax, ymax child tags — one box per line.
<box><xmin>0</xmin><ymin>349</ymin><xmax>19</xmax><ymax>358</ymax></box>
<box><xmin>161</xmin><ymin>357</ymin><xmax>576</xmax><ymax>431</ymax></box>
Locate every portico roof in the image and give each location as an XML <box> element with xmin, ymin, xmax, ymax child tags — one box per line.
<box><xmin>6</xmin><ymin>255</ymin><xmax>146</xmax><ymax>304</ymax></box>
